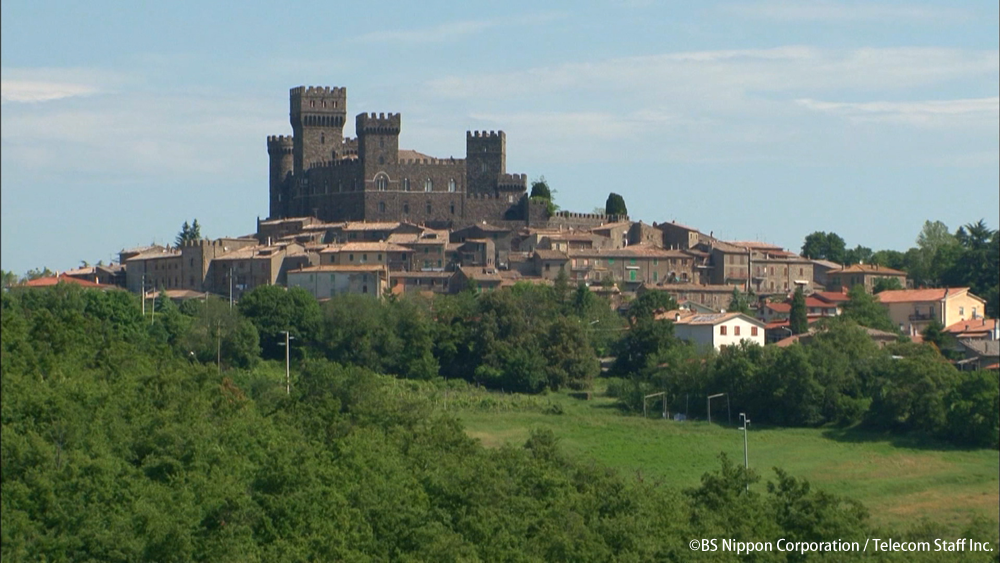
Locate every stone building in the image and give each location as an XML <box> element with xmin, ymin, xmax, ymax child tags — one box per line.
<box><xmin>267</xmin><ymin>86</ymin><xmax>551</xmax><ymax>227</ymax></box>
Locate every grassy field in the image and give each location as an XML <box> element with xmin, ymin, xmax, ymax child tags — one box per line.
<box><xmin>447</xmin><ymin>384</ymin><xmax>999</xmax><ymax>535</ymax></box>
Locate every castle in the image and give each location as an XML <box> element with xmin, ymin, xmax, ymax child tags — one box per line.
<box><xmin>267</xmin><ymin>86</ymin><xmax>548</xmax><ymax>227</ymax></box>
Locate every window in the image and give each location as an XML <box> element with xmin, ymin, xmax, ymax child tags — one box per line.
<box><xmin>653</xmin><ymin>259</ymin><xmax>658</xmax><ymax>266</ymax></box>
<box><xmin>349</xmin><ymin>253</ymin><xmax>354</xmax><ymax>262</ymax></box>
<box><xmin>379</xmin><ymin>138</ymin><xmax>384</xmax><ymax>148</ymax></box>
<box><xmin>378</xmin><ymin>156</ymin><xmax>384</xmax><ymax>165</ymax></box>
<box><xmin>799</xmin><ymin>267</ymin><xmax>804</xmax><ymax>276</ymax></box>
<box><xmin>426</xmin><ymin>202</ymin><xmax>432</xmax><ymax>214</ymax></box>
<box><xmin>629</xmin><ymin>270</ymin><xmax>636</xmax><ymax>281</ymax></box>
<box><xmin>448</xmin><ymin>179</ymin><xmax>457</xmax><ymax>192</ymax></box>
<box><xmin>424</xmin><ymin>179</ymin><xmax>432</xmax><ymax>192</ymax></box>
<box><xmin>608</xmin><ymin>258</ymin><xmax>615</xmax><ymax>265</ymax></box>
<box><xmin>630</xmin><ymin>258</ymin><xmax>636</xmax><ymax>265</ymax></box>
<box><xmin>375</xmin><ymin>174</ymin><xmax>387</xmax><ymax>192</ymax></box>
<box><xmin>959</xmin><ymin>306</ymin><xmax>965</xmax><ymax>316</ymax></box>
<box><xmin>734</xmin><ymin>326</ymin><xmax>741</xmax><ymax>336</ymax></box>
<box><xmin>403</xmin><ymin>178</ymin><xmax>411</xmax><ymax>191</ymax></box>
<box><xmin>377</xmin><ymin>254</ymin><xmax>382</xmax><ymax>261</ymax></box>
<box><xmin>403</xmin><ymin>203</ymin><xmax>409</xmax><ymax>214</ymax></box>
<box><xmin>720</xmin><ymin>326</ymin><xmax>727</xmax><ymax>336</ymax></box>
<box><xmin>653</xmin><ymin>271</ymin><xmax>658</xmax><ymax>282</ymax></box>
<box><xmin>450</xmin><ymin>203</ymin><xmax>456</xmax><ymax>215</ymax></box>
<box><xmin>378</xmin><ymin>202</ymin><xmax>386</xmax><ymax>212</ymax></box>
<box><xmin>320</xmin><ymin>132</ymin><xmax>325</xmax><ymax>144</ymax></box>
<box><xmin>751</xmin><ymin>327</ymin><xmax>758</xmax><ymax>336</ymax></box>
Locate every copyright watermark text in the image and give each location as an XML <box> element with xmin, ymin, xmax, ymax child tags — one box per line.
<box><xmin>688</xmin><ymin>538</ymin><xmax>994</xmax><ymax>554</ymax></box>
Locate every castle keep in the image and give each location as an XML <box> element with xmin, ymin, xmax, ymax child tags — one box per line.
<box><xmin>267</xmin><ymin>86</ymin><xmax>541</xmax><ymax>226</ymax></box>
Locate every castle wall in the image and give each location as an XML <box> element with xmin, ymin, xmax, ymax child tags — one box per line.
<box><xmin>466</xmin><ymin>131</ymin><xmax>506</xmax><ymax>195</ymax></box>
<box><xmin>290</xmin><ymin>86</ymin><xmax>347</xmax><ymax>174</ymax></box>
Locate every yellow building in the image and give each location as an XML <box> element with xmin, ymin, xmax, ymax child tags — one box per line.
<box><xmin>877</xmin><ymin>287</ymin><xmax>987</xmax><ymax>335</ymax></box>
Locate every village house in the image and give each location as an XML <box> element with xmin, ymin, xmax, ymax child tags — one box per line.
<box><xmin>287</xmin><ymin>264</ymin><xmax>387</xmax><ymax>299</ymax></box>
<box><xmin>827</xmin><ymin>264</ymin><xmax>908</xmax><ymax>293</ymax></box>
<box><xmin>660</xmin><ymin>309</ymin><xmax>766</xmax><ymax>350</ymax></box>
<box><xmin>319</xmin><ymin>241</ymin><xmax>413</xmax><ymax>271</ymax></box>
<box><xmin>207</xmin><ymin>242</ymin><xmax>312</xmax><ymax>300</ymax></box>
<box><xmin>389</xmin><ymin>271</ymin><xmax>452</xmax><ymax>295</ymax></box>
<box><xmin>878</xmin><ymin>287</ymin><xmax>987</xmax><ymax>336</ymax></box>
<box><xmin>636</xmin><ymin>283</ymin><xmax>741</xmax><ymax>313</ymax></box>
<box><xmin>945</xmin><ymin>318</ymin><xmax>999</xmax><ymax>340</ymax></box>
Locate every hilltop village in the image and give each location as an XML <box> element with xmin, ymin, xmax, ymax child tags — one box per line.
<box><xmin>43</xmin><ymin>85</ymin><xmax>996</xmax><ymax>355</ymax></box>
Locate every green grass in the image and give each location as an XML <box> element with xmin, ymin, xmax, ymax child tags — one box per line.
<box><xmin>450</xmin><ymin>385</ymin><xmax>999</xmax><ymax>535</ymax></box>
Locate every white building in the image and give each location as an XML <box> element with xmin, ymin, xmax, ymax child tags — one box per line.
<box><xmin>666</xmin><ymin>310</ymin><xmax>766</xmax><ymax>350</ymax></box>
<box><xmin>287</xmin><ymin>265</ymin><xmax>387</xmax><ymax>300</ymax></box>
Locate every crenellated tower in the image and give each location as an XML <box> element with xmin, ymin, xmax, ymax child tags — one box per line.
<box><xmin>267</xmin><ymin>135</ymin><xmax>294</xmax><ymax>219</ymax></box>
<box><xmin>356</xmin><ymin>112</ymin><xmax>401</xmax><ymax>173</ymax></box>
<box><xmin>466</xmin><ymin>131</ymin><xmax>506</xmax><ymax>195</ymax></box>
<box><xmin>290</xmin><ymin>86</ymin><xmax>347</xmax><ymax>173</ymax></box>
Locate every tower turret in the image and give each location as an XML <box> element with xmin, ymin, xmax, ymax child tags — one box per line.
<box><xmin>290</xmin><ymin>86</ymin><xmax>347</xmax><ymax>173</ymax></box>
<box><xmin>267</xmin><ymin>135</ymin><xmax>294</xmax><ymax>219</ymax></box>
<box><xmin>356</xmin><ymin>112</ymin><xmax>401</xmax><ymax>168</ymax></box>
<box><xmin>466</xmin><ymin>131</ymin><xmax>506</xmax><ymax>195</ymax></box>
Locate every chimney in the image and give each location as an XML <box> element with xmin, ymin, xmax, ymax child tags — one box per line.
<box><xmin>674</xmin><ymin>313</ymin><xmax>681</xmax><ymax>322</ymax></box>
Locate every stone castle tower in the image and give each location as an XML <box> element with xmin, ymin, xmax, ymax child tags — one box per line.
<box><xmin>267</xmin><ymin>85</ymin><xmax>547</xmax><ymax>227</ymax></box>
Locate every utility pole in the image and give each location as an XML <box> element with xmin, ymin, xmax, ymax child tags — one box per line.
<box><xmin>740</xmin><ymin>413</ymin><xmax>751</xmax><ymax>493</ymax></box>
<box><xmin>278</xmin><ymin>330</ymin><xmax>294</xmax><ymax>395</ymax></box>
<box><xmin>216</xmin><ymin>320</ymin><xmax>222</xmax><ymax>375</ymax></box>
<box><xmin>141</xmin><ymin>274</ymin><xmax>146</xmax><ymax>317</ymax></box>
<box><xmin>229</xmin><ymin>268</ymin><xmax>234</xmax><ymax>310</ymax></box>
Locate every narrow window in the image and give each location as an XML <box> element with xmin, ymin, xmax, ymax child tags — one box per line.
<box><xmin>450</xmin><ymin>203</ymin><xmax>455</xmax><ymax>215</ymax></box>
<box><xmin>751</xmin><ymin>327</ymin><xmax>758</xmax><ymax>336</ymax></box>
<box><xmin>403</xmin><ymin>203</ymin><xmax>409</xmax><ymax>214</ymax></box>
<box><xmin>320</xmin><ymin>132</ymin><xmax>325</xmax><ymax>144</ymax></box>
<box><xmin>426</xmin><ymin>202</ymin><xmax>432</xmax><ymax>214</ymax></box>
<box><xmin>376</xmin><ymin>175</ymin><xmax>387</xmax><ymax>191</ymax></box>
<box><xmin>734</xmin><ymin>326</ymin><xmax>741</xmax><ymax>336</ymax></box>
<box><xmin>403</xmin><ymin>178</ymin><xmax>411</xmax><ymax>191</ymax></box>
<box><xmin>448</xmin><ymin>179</ymin><xmax>456</xmax><ymax>192</ymax></box>
<box><xmin>720</xmin><ymin>326</ymin><xmax>727</xmax><ymax>336</ymax></box>
<box><xmin>424</xmin><ymin>179</ymin><xmax>432</xmax><ymax>192</ymax></box>
<box><xmin>379</xmin><ymin>202</ymin><xmax>386</xmax><ymax>212</ymax></box>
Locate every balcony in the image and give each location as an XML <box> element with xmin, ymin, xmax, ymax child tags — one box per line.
<box><xmin>908</xmin><ymin>312</ymin><xmax>935</xmax><ymax>322</ymax></box>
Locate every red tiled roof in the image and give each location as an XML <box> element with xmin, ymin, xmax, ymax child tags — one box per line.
<box><xmin>23</xmin><ymin>275</ymin><xmax>111</xmax><ymax>289</ymax></box>
<box><xmin>877</xmin><ymin>288</ymin><xmax>970</xmax><ymax>304</ymax></box>
<box><xmin>831</xmin><ymin>264</ymin><xmax>907</xmax><ymax>276</ymax></box>
<box><xmin>813</xmin><ymin>290</ymin><xmax>850</xmax><ymax>303</ymax></box>
<box><xmin>945</xmin><ymin>318</ymin><xmax>997</xmax><ymax>336</ymax></box>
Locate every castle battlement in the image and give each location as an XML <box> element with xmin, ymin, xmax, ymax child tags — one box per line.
<box><xmin>553</xmin><ymin>211</ymin><xmax>630</xmax><ymax>222</ymax></box>
<box><xmin>309</xmin><ymin>158</ymin><xmax>361</xmax><ymax>169</ymax></box>
<box><xmin>356</xmin><ymin>112</ymin><xmax>401</xmax><ymax>133</ymax></box>
<box><xmin>497</xmin><ymin>173</ymin><xmax>527</xmax><ymax>190</ymax></box>
<box><xmin>467</xmin><ymin>130</ymin><xmax>504</xmax><ymax>139</ymax></box>
<box><xmin>267</xmin><ymin>135</ymin><xmax>294</xmax><ymax>154</ymax></box>
<box><xmin>291</xmin><ymin>86</ymin><xmax>346</xmax><ymax>96</ymax></box>
<box><xmin>398</xmin><ymin>157</ymin><xmax>465</xmax><ymax>166</ymax></box>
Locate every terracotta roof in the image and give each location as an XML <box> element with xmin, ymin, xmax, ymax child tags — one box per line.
<box><xmin>831</xmin><ymin>264</ymin><xmax>906</xmax><ymax>276</ymax></box>
<box><xmin>23</xmin><ymin>275</ymin><xmax>112</xmax><ymax>289</ymax></box>
<box><xmin>126</xmin><ymin>249</ymin><xmax>181</xmax><ymax>262</ymax></box>
<box><xmin>671</xmin><ymin>312</ymin><xmax>763</xmax><ymax>326</ymax></box>
<box><xmin>727</xmin><ymin>241</ymin><xmax>784</xmax><ymax>250</ymax></box>
<box><xmin>322</xmin><ymin>242</ymin><xmax>413</xmax><ymax>253</ymax></box>
<box><xmin>812</xmin><ymin>290</ymin><xmax>851</xmax><ymax>303</ymax></box>
<box><xmin>642</xmin><ymin>282</ymin><xmax>740</xmax><ymax>293</ymax></box>
<box><xmin>588</xmin><ymin>221</ymin><xmax>632</xmax><ymax>232</ymax></box>
<box><xmin>534</xmin><ymin>249</ymin><xmax>569</xmax><ymax>260</ymax></box>
<box><xmin>655</xmin><ymin>220</ymin><xmax>700</xmax><ymax>232</ymax></box>
<box><xmin>341</xmin><ymin>222</ymin><xmax>401</xmax><ymax>232</ymax></box>
<box><xmin>877</xmin><ymin>288</ymin><xmax>971</xmax><ymax>304</ymax></box>
<box><xmin>945</xmin><ymin>318</ymin><xmax>997</xmax><ymax>336</ymax></box>
<box><xmin>811</xmin><ymin>259</ymin><xmax>842</xmax><ymax>269</ymax></box>
<box><xmin>292</xmin><ymin>265</ymin><xmax>385</xmax><ymax>273</ymax></box>
<box><xmin>458</xmin><ymin>267</ymin><xmax>502</xmax><ymax>282</ymax></box>
<box><xmin>397</xmin><ymin>149</ymin><xmax>435</xmax><ymax>161</ymax></box>
<box><xmin>568</xmin><ymin>244</ymin><xmax>689</xmax><ymax>259</ymax></box>
<box><xmin>392</xmin><ymin>271</ymin><xmax>452</xmax><ymax>279</ymax></box>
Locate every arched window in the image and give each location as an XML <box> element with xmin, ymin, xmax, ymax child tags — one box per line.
<box><xmin>424</xmin><ymin>179</ymin><xmax>433</xmax><ymax>192</ymax></box>
<box><xmin>448</xmin><ymin>179</ymin><xmax>456</xmax><ymax>192</ymax></box>
<box><xmin>375</xmin><ymin>174</ymin><xmax>388</xmax><ymax>191</ymax></box>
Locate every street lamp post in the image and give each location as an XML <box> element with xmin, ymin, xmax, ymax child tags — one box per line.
<box><xmin>707</xmin><ymin>393</ymin><xmax>726</xmax><ymax>424</ymax></box>
<box><xmin>278</xmin><ymin>331</ymin><xmax>294</xmax><ymax>395</ymax></box>
<box><xmin>740</xmin><ymin>412</ymin><xmax>751</xmax><ymax>492</ymax></box>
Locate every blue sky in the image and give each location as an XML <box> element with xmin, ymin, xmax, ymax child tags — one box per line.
<box><xmin>2</xmin><ymin>0</ymin><xmax>997</xmax><ymax>274</ymax></box>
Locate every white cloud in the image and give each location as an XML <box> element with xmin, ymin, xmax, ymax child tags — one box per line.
<box><xmin>0</xmin><ymin>80</ymin><xmax>99</xmax><ymax>103</ymax></box>
<box><xmin>720</xmin><ymin>1</ymin><xmax>968</xmax><ymax>22</ymax></box>
<box><xmin>426</xmin><ymin>46</ymin><xmax>998</xmax><ymax>102</ymax></box>
<box><xmin>795</xmin><ymin>97</ymin><xmax>1000</xmax><ymax>126</ymax></box>
<box><xmin>351</xmin><ymin>12</ymin><xmax>565</xmax><ymax>44</ymax></box>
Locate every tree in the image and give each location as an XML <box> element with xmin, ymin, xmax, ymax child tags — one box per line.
<box><xmin>800</xmin><ymin>232</ymin><xmax>846</xmax><ymax>264</ymax></box>
<box><xmin>1</xmin><ymin>270</ymin><xmax>19</xmax><ymax>288</ymax></box>
<box><xmin>175</xmin><ymin>218</ymin><xmax>202</xmax><ymax>247</ymax></box>
<box><xmin>841</xmin><ymin>285</ymin><xmax>896</xmax><ymax>332</ymax></box>
<box><xmin>921</xmin><ymin>319</ymin><xmax>956</xmax><ymax>354</ymax></box>
<box><xmin>238</xmin><ymin>285</ymin><xmax>321</xmax><ymax>359</ymax></box>
<box><xmin>529</xmin><ymin>177</ymin><xmax>556</xmax><ymax>217</ymax></box>
<box><xmin>605</xmin><ymin>193</ymin><xmax>627</xmax><ymax>217</ymax></box>
<box><xmin>727</xmin><ymin>287</ymin><xmax>753</xmax><ymax>314</ymax></box>
<box><xmin>628</xmin><ymin>290</ymin><xmax>678</xmax><ymax>323</ymax></box>
<box><xmin>529</xmin><ymin>177</ymin><xmax>551</xmax><ymax>200</ymax></box>
<box><xmin>871</xmin><ymin>277</ymin><xmax>903</xmax><ymax>293</ymax></box>
<box><xmin>789</xmin><ymin>286</ymin><xmax>809</xmax><ymax>335</ymax></box>
<box><xmin>842</xmin><ymin>245</ymin><xmax>873</xmax><ymax>266</ymax></box>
